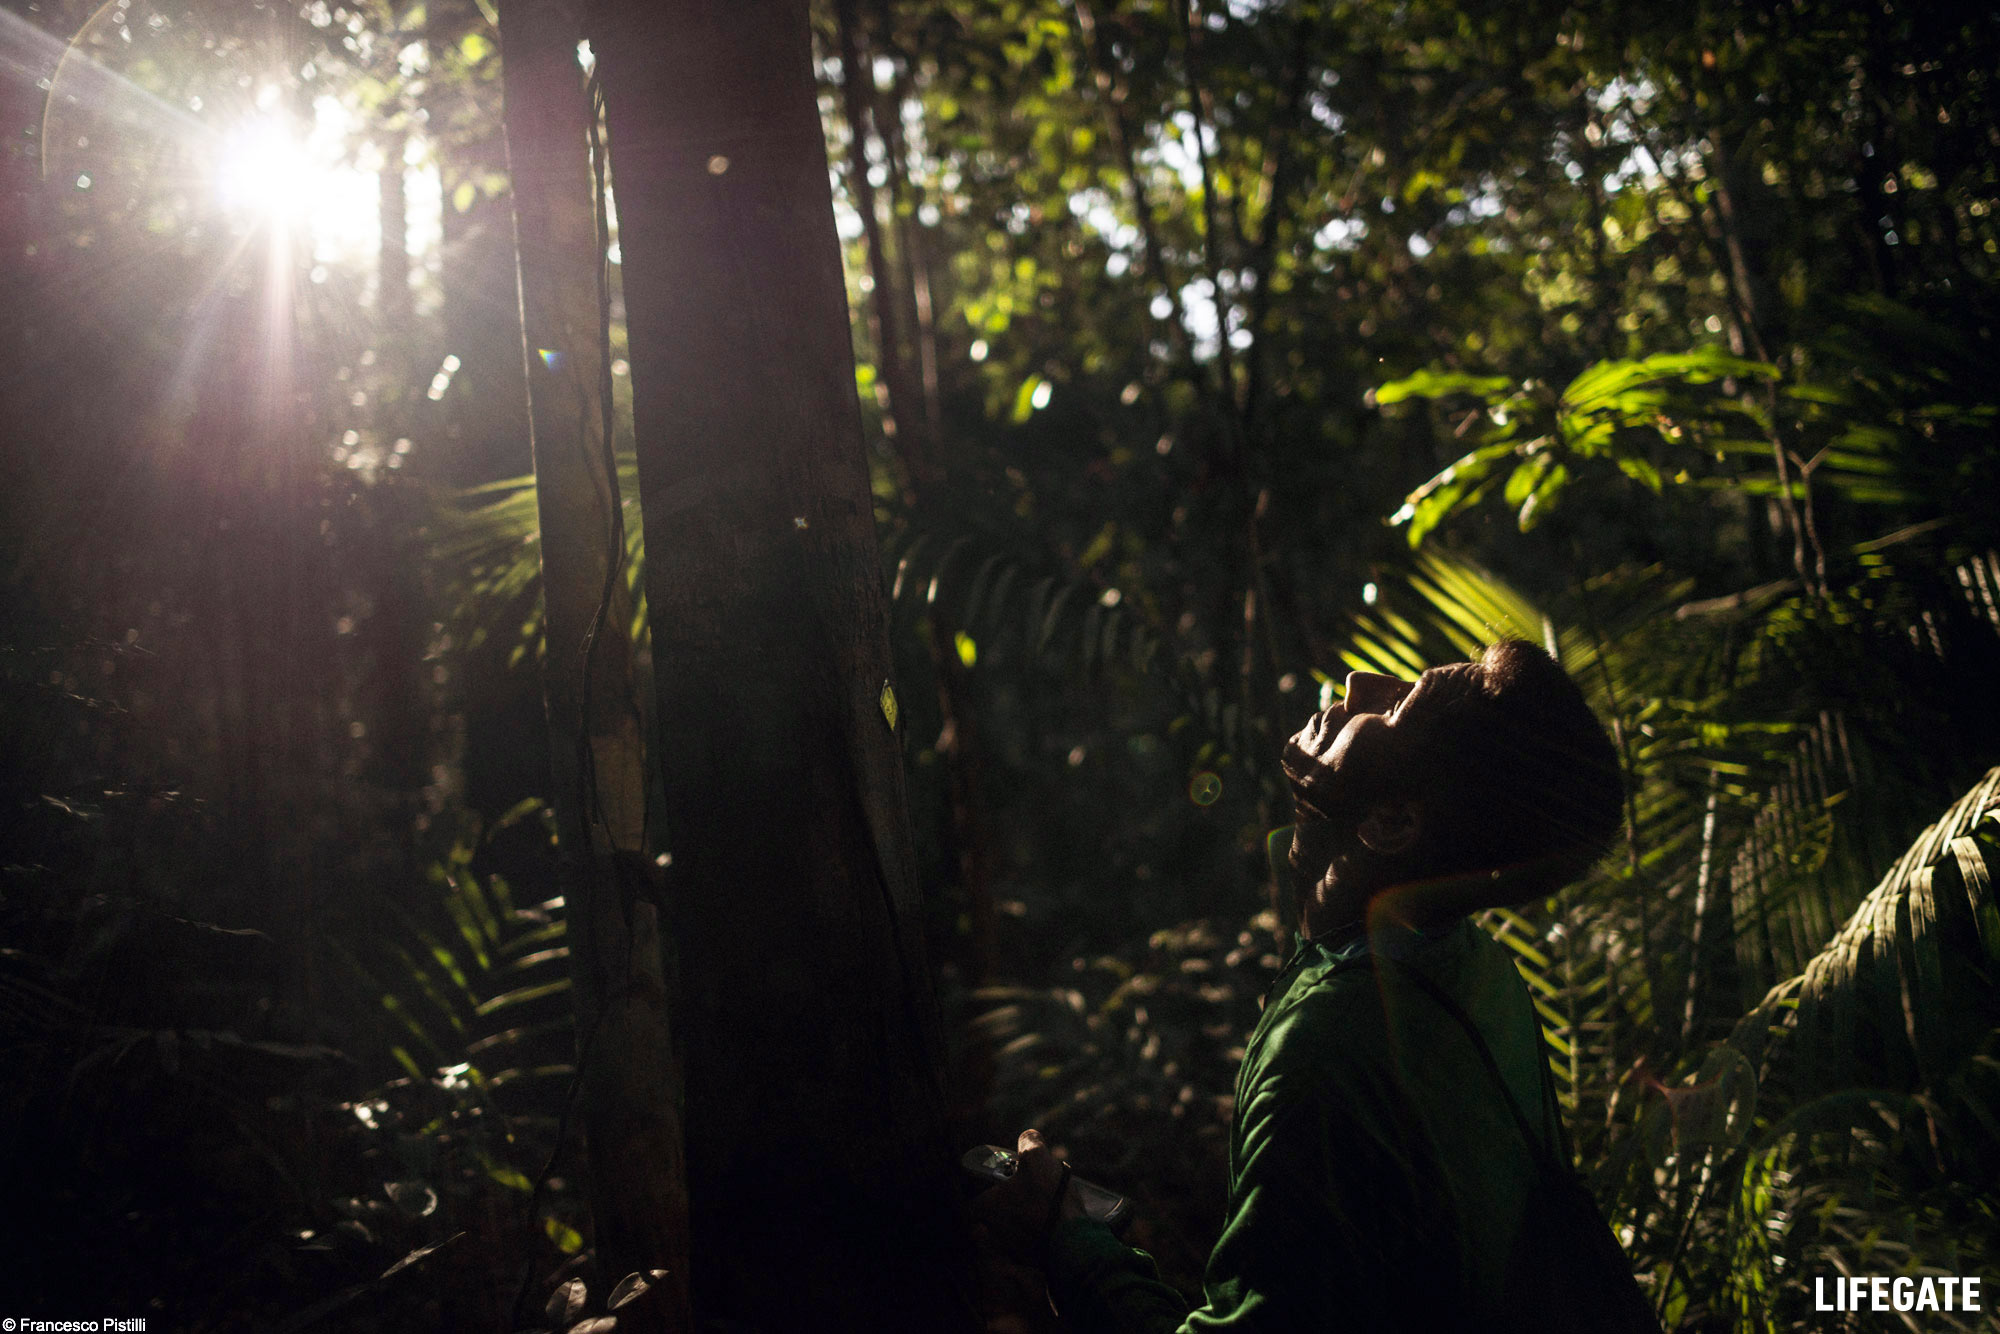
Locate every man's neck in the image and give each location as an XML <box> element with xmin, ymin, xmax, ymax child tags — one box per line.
<box><xmin>1300</xmin><ymin>866</ymin><xmax>1370</xmax><ymax>945</ymax></box>
<box><xmin>1302</xmin><ymin>860</ymin><xmax>1463</xmax><ymax>945</ymax></box>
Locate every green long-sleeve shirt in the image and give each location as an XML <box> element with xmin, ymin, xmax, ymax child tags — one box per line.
<box><xmin>1047</xmin><ymin>917</ymin><xmax>1557</xmax><ymax>1332</ymax></box>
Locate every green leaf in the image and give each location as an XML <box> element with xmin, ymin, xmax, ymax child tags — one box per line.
<box><xmin>473</xmin><ymin>978</ymin><xmax>572</xmax><ymax>1016</ymax></box>
<box><xmin>488</xmin><ymin>1160</ymin><xmax>536</xmax><ymax>1192</ymax></box>
<box><xmin>1373</xmin><ymin>368</ymin><xmax>1510</xmax><ymax>406</ymax></box>
<box><xmin>492</xmin><ymin>796</ymin><xmax>546</xmax><ymax>832</ymax></box>
<box><xmin>1503</xmin><ymin>453</ymin><xmax>1553</xmax><ymax>507</ymax></box>
<box><xmin>1561</xmin><ymin>349</ymin><xmax>1777</xmax><ymax>413</ymax></box>
<box><xmin>1012</xmin><ymin>375</ymin><xmax>1045</xmax><ymax>424</ymax></box>
<box><xmin>959</xmin><ymin>554</ymin><xmax>1006</xmax><ymax>627</ymax></box>
<box><xmin>390</xmin><ymin>1045</ymin><xmax>424</xmax><ymax>1081</ymax></box>
<box><xmin>381</xmin><ymin>1233</ymin><xmax>464</xmax><ymax>1280</ymax></box>
<box><xmin>1037</xmin><ymin>583</ymin><xmax>1075</xmax><ymax>654</ymax></box>
<box><xmin>548</xmin><ymin>1277</ymin><xmax>587</xmax><ymax>1325</ymax></box>
<box><xmin>1563</xmin><ymin>418</ymin><xmax>1615</xmax><ymax>456</ymax></box>
<box><xmin>1516</xmin><ymin>463</ymin><xmax>1566</xmax><ymax>532</ymax></box>
<box><xmin>1407</xmin><ymin>475</ymin><xmax>1499</xmax><ymax>548</ymax></box>
<box><xmin>1615</xmin><ymin>456</ymin><xmax>1664</xmax><ymax>492</ymax></box>
<box><xmin>1781</xmin><ymin>382</ymin><xmax>1853</xmax><ymax>406</ymax></box>
<box><xmin>1393</xmin><ymin>442</ymin><xmax>1516</xmax><ymax>530</ymax></box>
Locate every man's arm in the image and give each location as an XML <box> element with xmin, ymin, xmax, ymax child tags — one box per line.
<box><xmin>1042</xmin><ymin>1216</ymin><xmax>1190</xmax><ymax>1333</ymax></box>
<box><xmin>969</xmin><ymin>1130</ymin><xmax>1191</xmax><ymax>1331</ymax></box>
<box><xmin>1034</xmin><ymin>1031</ymin><xmax>1426</xmax><ymax>1332</ymax></box>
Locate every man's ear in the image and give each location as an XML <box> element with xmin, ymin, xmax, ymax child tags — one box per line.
<box><xmin>1356</xmin><ymin>801</ymin><xmax>1421</xmax><ymax>856</ymax></box>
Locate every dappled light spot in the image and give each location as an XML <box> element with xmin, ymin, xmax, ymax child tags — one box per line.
<box><xmin>430</xmin><ymin>354</ymin><xmax>463</xmax><ymax>399</ymax></box>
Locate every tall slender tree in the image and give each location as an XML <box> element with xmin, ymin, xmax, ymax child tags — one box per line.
<box><xmin>590</xmin><ymin>0</ymin><xmax>975</xmax><ymax>1325</ymax></box>
<box><xmin>499</xmin><ymin>2</ymin><xmax>689</xmax><ymax>1326</ymax></box>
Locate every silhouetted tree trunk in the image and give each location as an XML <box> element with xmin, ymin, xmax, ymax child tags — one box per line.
<box><xmin>591</xmin><ymin>1</ymin><xmax>976</xmax><ymax>1326</ymax></box>
<box><xmin>501</xmin><ymin>3</ymin><xmax>690</xmax><ymax>1327</ymax></box>
<box><xmin>832</xmin><ymin>0</ymin><xmax>999</xmax><ymax>1133</ymax></box>
<box><xmin>377</xmin><ymin>125</ymin><xmax>410</xmax><ymax>328</ymax></box>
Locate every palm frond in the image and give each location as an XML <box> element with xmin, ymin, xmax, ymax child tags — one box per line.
<box><xmin>1643</xmin><ymin>770</ymin><xmax>2000</xmax><ymax>1329</ymax></box>
<box><xmin>1730</xmin><ymin>768</ymin><xmax>2000</xmax><ymax>1112</ymax></box>
<box><xmin>428</xmin><ymin>458</ymin><xmax>649</xmax><ymax>665</ymax></box>
<box><xmin>884</xmin><ymin>527</ymin><xmax>1165</xmax><ymax>684</ymax></box>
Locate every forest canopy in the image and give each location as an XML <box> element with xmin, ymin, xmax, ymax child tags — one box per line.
<box><xmin>1</xmin><ymin>0</ymin><xmax>1997</xmax><ymax>1329</ymax></box>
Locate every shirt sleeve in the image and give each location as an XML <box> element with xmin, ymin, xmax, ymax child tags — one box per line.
<box><xmin>1043</xmin><ymin>1217</ymin><xmax>1191</xmax><ymax>1334</ymax></box>
<box><xmin>1046</xmin><ymin>1014</ymin><xmax>1425</xmax><ymax>1333</ymax></box>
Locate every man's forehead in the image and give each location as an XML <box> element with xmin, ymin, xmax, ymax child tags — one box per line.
<box><xmin>1411</xmin><ymin>660</ymin><xmax>1483</xmax><ymax>699</ymax></box>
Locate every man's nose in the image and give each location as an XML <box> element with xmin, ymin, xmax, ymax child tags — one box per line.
<box><xmin>1343</xmin><ymin>671</ymin><xmax>1410</xmax><ymax>716</ymax></box>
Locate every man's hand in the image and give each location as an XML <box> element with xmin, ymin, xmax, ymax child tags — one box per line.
<box><xmin>1283</xmin><ymin>674</ymin><xmax>1415</xmax><ymax>819</ymax></box>
<box><xmin>969</xmin><ymin>1129</ymin><xmax>1085</xmax><ymax>1266</ymax></box>
<box><xmin>1282</xmin><ymin>702</ymin><xmax>1348</xmax><ymax>820</ymax></box>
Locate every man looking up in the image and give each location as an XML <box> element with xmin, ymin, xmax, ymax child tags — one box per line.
<box><xmin>974</xmin><ymin>639</ymin><xmax>1631</xmax><ymax>1331</ymax></box>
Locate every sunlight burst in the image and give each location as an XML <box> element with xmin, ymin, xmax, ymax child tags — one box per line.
<box><xmin>216</xmin><ymin>116</ymin><xmax>312</xmax><ymax>220</ymax></box>
<box><xmin>213</xmin><ymin>95</ymin><xmax>379</xmax><ymax>262</ymax></box>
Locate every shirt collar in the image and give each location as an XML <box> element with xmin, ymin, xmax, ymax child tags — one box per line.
<box><xmin>1322</xmin><ymin>916</ymin><xmax>1461</xmax><ymax>966</ymax></box>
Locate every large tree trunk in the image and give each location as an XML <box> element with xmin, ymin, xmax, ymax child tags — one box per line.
<box><xmin>500</xmin><ymin>4</ymin><xmax>691</xmax><ymax>1327</ymax></box>
<box><xmin>591</xmin><ymin>2</ymin><xmax>975</xmax><ymax>1327</ymax></box>
<box><xmin>377</xmin><ymin>124</ymin><xmax>411</xmax><ymax>328</ymax></box>
<box><xmin>833</xmin><ymin>0</ymin><xmax>999</xmax><ymax>1135</ymax></box>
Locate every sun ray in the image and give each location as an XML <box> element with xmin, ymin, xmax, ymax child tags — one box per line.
<box><xmin>17</xmin><ymin>1</ymin><xmax>207</xmax><ymax>180</ymax></box>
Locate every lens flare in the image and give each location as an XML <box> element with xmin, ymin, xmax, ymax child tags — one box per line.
<box><xmin>216</xmin><ymin>116</ymin><xmax>311</xmax><ymax>220</ymax></box>
<box><xmin>210</xmin><ymin>98</ymin><xmax>381</xmax><ymax>262</ymax></box>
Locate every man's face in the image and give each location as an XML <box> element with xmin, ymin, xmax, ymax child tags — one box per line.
<box><xmin>1282</xmin><ymin>664</ymin><xmax>1478</xmax><ymax>881</ymax></box>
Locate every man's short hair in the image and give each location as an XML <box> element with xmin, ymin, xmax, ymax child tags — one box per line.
<box><xmin>1410</xmin><ymin>640</ymin><xmax>1624</xmax><ymax>903</ymax></box>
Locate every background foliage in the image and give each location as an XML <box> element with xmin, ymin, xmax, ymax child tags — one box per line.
<box><xmin>2</xmin><ymin>0</ymin><xmax>1997</xmax><ymax>1327</ymax></box>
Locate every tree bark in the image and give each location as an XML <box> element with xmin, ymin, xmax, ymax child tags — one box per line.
<box><xmin>832</xmin><ymin>0</ymin><xmax>927</xmax><ymax>489</ymax></box>
<box><xmin>591</xmin><ymin>1</ymin><xmax>975</xmax><ymax>1327</ymax></box>
<box><xmin>832</xmin><ymin>5</ymin><xmax>1000</xmax><ymax>1130</ymax></box>
<box><xmin>500</xmin><ymin>3</ymin><xmax>691</xmax><ymax>1327</ymax></box>
<box><xmin>377</xmin><ymin>124</ymin><xmax>411</xmax><ymax>327</ymax></box>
